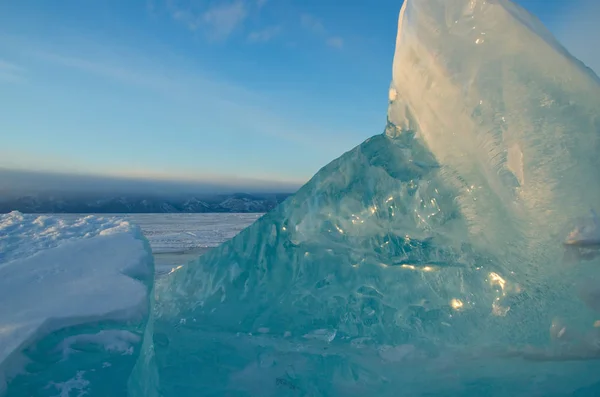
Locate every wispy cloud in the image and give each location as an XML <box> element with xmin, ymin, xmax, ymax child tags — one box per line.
<box><xmin>248</xmin><ymin>25</ymin><xmax>281</xmax><ymax>43</ymax></box>
<box><xmin>300</xmin><ymin>13</ymin><xmax>343</xmax><ymax>49</ymax></box>
<box><xmin>202</xmin><ymin>1</ymin><xmax>247</xmax><ymax>41</ymax></box>
<box><xmin>18</xmin><ymin>42</ymin><xmax>349</xmax><ymax>151</ymax></box>
<box><xmin>168</xmin><ymin>0</ymin><xmax>248</xmax><ymax>41</ymax></box>
<box><xmin>30</xmin><ymin>51</ymin><xmax>179</xmax><ymax>91</ymax></box>
<box><xmin>0</xmin><ymin>59</ymin><xmax>25</xmax><ymax>83</ymax></box>
<box><xmin>326</xmin><ymin>36</ymin><xmax>344</xmax><ymax>49</ymax></box>
<box><xmin>300</xmin><ymin>14</ymin><xmax>326</xmax><ymax>35</ymax></box>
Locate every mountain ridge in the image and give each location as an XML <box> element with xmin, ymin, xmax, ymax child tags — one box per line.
<box><xmin>0</xmin><ymin>192</ymin><xmax>293</xmax><ymax>214</ymax></box>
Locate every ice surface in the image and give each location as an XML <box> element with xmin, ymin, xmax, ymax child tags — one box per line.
<box><xmin>0</xmin><ymin>211</ymin><xmax>154</xmax><ymax>396</ymax></box>
<box><xmin>48</xmin><ymin>213</ymin><xmax>262</xmax><ymax>276</ymax></box>
<box><xmin>387</xmin><ymin>0</ymin><xmax>600</xmax><ymax>271</ymax></box>
<box><xmin>50</xmin><ymin>213</ymin><xmax>262</xmax><ymax>255</ymax></box>
<box><xmin>122</xmin><ymin>213</ymin><xmax>263</xmax><ymax>254</ymax></box>
<box><xmin>137</xmin><ymin>0</ymin><xmax>600</xmax><ymax>395</ymax></box>
<box><xmin>126</xmin><ymin>213</ymin><xmax>262</xmax><ymax>275</ymax></box>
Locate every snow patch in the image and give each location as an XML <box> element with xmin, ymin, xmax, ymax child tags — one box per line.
<box><xmin>0</xmin><ymin>212</ymin><xmax>153</xmax><ymax>391</ymax></box>
<box><xmin>0</xmin><ymin>211</ymin><xmax>134</xmax><ymax>264</ymax></box>
<box><xmin>57</xmin><ymin>330</ymin><xmax>141</xmax><ymax>359</ymax></box>
<box><xmin>46</xmin><ymin>370</ymin><xmax>89</xmax><ymax>397</ymax></box>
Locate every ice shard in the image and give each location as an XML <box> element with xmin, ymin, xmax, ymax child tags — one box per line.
<box><xmin>0</xmin><ymin>212</ymin><xmax>155</xmax><ymax>397</ymax></box>
<box><xmin>141</xmin><ymin>0</ymin><xmax>600</xmax><ymax>395</ymax></box>
<box><xmin>387</xmin><ymin>0</ymin><xmax>600</xmax><ymax>276</ymax></box>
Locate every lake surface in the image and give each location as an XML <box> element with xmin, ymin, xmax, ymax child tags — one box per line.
<box><xmin>54</xmin><ymin>213</ymin><xmax>263</xmax><ymax>274</ymax></box>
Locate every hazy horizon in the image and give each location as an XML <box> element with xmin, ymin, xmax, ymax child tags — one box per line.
<box><xmin>0</xmin><ymin>167</ymin><xmax>302</xmax><ymax>198</ymax></box>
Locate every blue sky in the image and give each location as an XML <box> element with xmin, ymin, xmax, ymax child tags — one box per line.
<box><xmin>0</xmin><ymin>0</ymin><xmax>598</xmax><ymax>191</ymax></box>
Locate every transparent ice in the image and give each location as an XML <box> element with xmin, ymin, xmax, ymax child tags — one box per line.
<box><xmin>138</xmin><ymin>0</ymin><xmax>600</xmax><ymax>396</ymax></box>
<box><xmin>2</xmin><ymin>0</ymin><xmax>600</xmax><ymax>395</ymax></box>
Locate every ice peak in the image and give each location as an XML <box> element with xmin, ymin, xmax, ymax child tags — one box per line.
<box><xmin>387</xmin><ymin>0</ymin><xmax>600</xmax><ymax>255</ymax></box>
<box><xmin>389</xmin><ymin>0</ymin><xmax>599</xmax><ymax>136</ymax></box>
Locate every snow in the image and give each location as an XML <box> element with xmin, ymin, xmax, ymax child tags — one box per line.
<box><xmin>46</xmin><ymin>370</ymin><xmax>90</xmax><ymax>397</ymax></box>
<box><xmin>0</xmin><ymin>211</ymin><xmax>153</xmax><ymax>393</ymax></box>
<box><xmin>114</xmin><ymin>213</ymin><xmax>261</xmax><ymax>275</ymax></box>
<box><xmin>57</xmin><ymin>330</ymin><xmax>141</xmax><ymax>359</ymax></box>
<box><xmin>47</xmin><ymin>213</ymin><xmax>263</xmax><ymax>255</ymax></box>
<box><xmin>128</xmin><ymin>213</ymin><xmax>262</xmax><ymax>254</ymax></box>
<box><xmin>0</xmin><ymin>211</ymin><xmax>135</xmax><ymax>264</ymax></box>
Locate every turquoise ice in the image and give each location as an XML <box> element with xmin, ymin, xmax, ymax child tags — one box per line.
<box><xmin>142</xmin><ymin>0</ymin><xmax>600</xmax><ymax>396</ymax></box>
<box><xmin>2</xmin><ymin>0</ymin><xmax>600</xmax><ymax>395</ymax></box>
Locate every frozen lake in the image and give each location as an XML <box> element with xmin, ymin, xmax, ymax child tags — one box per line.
<box><xmin>54</xmin><ymin>213</ymin><xmax>263</xmax><ymax>274</ymax></box>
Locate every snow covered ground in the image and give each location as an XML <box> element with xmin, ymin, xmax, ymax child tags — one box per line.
<box><xmin>0</xmin><ymin>211</ymin><xmax>154</xmax><ymax>394</ymax></box>
<box><xmin>126</xmin><ymin>213</ymin><xmax>263</xmax><ymax>253</ymax></box>
<box><xmin>49</xmin><ymin>213</ymin><xmax>263</xmax><ymax>274</ymax></box>
<box><xmin>0</xmin><ymin>212</ymin><xmax>259</xmax><ymax>395</ymax></box>
<box><xmin>128</xmin><ymin>213</ymin><xmax>262</xmax><ymax>274</ymax></box>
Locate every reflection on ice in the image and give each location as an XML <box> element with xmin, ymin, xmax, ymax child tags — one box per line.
<box><xmin>563</xmin><ymin>210</ymin><xmax>600</xmax><ymax>265</ymax></box>
<box><xmin>564</xmin><ymin>210</ymin><xmax>600</xmax><ymax>248</ymax></box>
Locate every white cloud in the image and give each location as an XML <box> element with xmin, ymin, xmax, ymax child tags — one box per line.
<box><xmin>202</xmin><ymin>1</ymin><xmax>247</xmax><ymax>41</ymax></box>
<box><xmin>300</xmin><ymin>13</ymin><xmax>343</xmax><ymax>50</ymax></box>
<box><xmin>168</xmin><ymin>0</ymin><xmax>248</xmax><ymax>41</ymax></box>
<box><xmin>164</xmin><ymin>0</ymin><xmax>283</xmax><ymax>45</ymax></box>
<box><xmin>248</xmin><ymin>26</ymin><xmax>281</xmax><ymax>43</ymax></box>
<box><xmin>326</xmin><ymin>36</ymin><xmax>344</xmax><ymax>49</ymax></box>
<box><xmin>300</xmin><ymin>14</ymin><xmax>325</xmax><ymax>35</ymax></box>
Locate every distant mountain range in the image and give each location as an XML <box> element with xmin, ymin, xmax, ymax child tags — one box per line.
<box><xmin>0</xmin><ymin>192</ymin><xmax>293</xmax><ymax>214</ymax></box>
